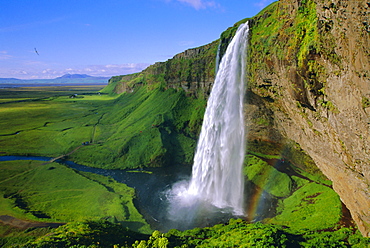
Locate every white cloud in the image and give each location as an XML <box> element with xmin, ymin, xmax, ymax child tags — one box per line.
<box><xmin>167</xmin><ymin>0</ymin><xmax>220</xmax><ymax>10</ymax></box>
<box><xmin>254</xmin><ymin>0</ymin><xmax>274</xmax><ymax>8</ymax></box>
<box><xmin>179</xmin><ymin>40</ymin><xmax>195</xmax><ymax>46</ymax></box>
<box><xmin>0</xmin><ymin>17</ymin><xmax>67</xmax><ymax>33</ymax></box>
<box><xmin>0</xmin><ymin>51</ymin><xmax>13</xmax><ymax>60</ymax></box>
<box><xmin>0</xmin><ymin>62</ymin><xmax>152</xmax><ymax>79</ymax></box>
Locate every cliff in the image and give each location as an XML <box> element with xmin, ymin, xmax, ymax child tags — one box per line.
<box><xmin>107</xmin><ymin>40</ymin><xmax>219</xmax><ymax>98</ymax></box>
<box><xmin>104</xmin><ymin>0</ymin><xmax>370</xmax><ymax>237</ymax></box>
<box><xmin>246</xmin><ymin>0</ymin><xmax>370</xmax><ymax>236</ymax></box>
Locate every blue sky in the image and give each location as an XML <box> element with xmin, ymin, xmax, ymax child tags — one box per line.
<box><xmin>0</xmin><ymin>0</ymin><xmax>275</xmax><ymax>79</ymax></box>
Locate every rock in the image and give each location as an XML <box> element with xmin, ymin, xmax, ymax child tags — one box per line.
<box><xmin>247</xmin><ymin>0</ymin><xmax>370</xmax><ymax>236</ymax></box>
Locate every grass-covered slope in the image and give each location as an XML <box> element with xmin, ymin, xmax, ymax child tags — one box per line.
<box><xmin>244</xmin><ymin>154</ymin><xmax>343</xmax><ymax>234</ymax></box>
<box><xmin>71</xmin><ymin>86</ymin><xmax>206</xmax><ymax>169</ymax></box>
<box><xmin>0</xmin><ymin>160</ymin><xmax>150</xmax><ymax>234</ymax></box>
<box><xmin>0</xmin><ymin>86</ymin><xmax>205</xmax><ymax>170</ymax></box>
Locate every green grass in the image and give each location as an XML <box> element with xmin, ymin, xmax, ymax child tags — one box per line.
<box><xmin>4</xmin><ymin>218</ymin><xmax>369</xmax><ymax>247</ymax></box>
<box><xmin>244</xmin><ymin>152</ymin><xmax>341</xmax><ymax>233</ymax></box>
<box><xmin>0</xmin><ymin>85</ymin><xmax>202</xmax><ymax>170</ymax></box>
<box><xmin>244</xmin><ymin>155</ymin><xmax>292</xmax><ymax>197</ymax></box>
<box><xmin>0</xmin><ymin>160</ymin><xmax>150</xmax><ymax>234</ymax></box>
<box><xmin>69</xmin><ymin>86</ymin><xmax>203</xmax><ymax>169</ymax></box>
<box><xmin>268</xmin><ymin>182</ymin><xmax>342</xmax><ymax>234</ymax></box>
<box><xmin>0</xmin><ymin>90</ymin><xmax>118</xmax><ymax>157</ymax></box>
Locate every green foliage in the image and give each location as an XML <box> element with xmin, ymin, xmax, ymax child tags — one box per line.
<box><xmin>244</xmin><ymin>155</ymin><xmax>292</xmax><ymax>197</ymax></box>
<box><xmin>268</xmin><ymin>182</ymin><xmax>342</xmax><ymax>233</ymax></box>
<box><xmin>318</xmin><ymin>99</ymin><xmax>339</xmax><ymax>113</ymax></box>
<box><xmin>129</xmin><ymin>219</ymin><xmax>290</xmax><ymax>248</ymax></box>
<box><xmin>27</xmin><ymin>221</ymin><xmax>149</xmax><ymax>248</ymax></box>
<box><xmin>248</xmin><ymin>0</ymin><xmax>334</xmax><ymax>102</ymax></box>
<box><xmin>128</xmin><ymin>219</ymin><xmax>369</xmax><ymax>247</ymax></box>
<box><xmin>0</xmin><ymin>160</ymin><xmax>150</xmax><ymax>233</ymax></box>
<box><xmin>3</xmin><ymin>219</ymin><xmax>367</xmax><ymax>248</ymax></box>
<box><xmin>132</xmin><ymin>230</ymin><xmax>169</xmax><ymax>248</ymax></box>
<box><xmin>362</xmin><ymin>97</ymin><xmax>370</xmax><ymax>109</ymax></box>
<box><xmin>3</xmin><ymin>218</ymin><xmax>369</xmax><ymax>247</ymax></box>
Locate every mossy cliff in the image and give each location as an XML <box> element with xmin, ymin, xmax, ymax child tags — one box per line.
<box><xmin>106</xmin><ymin>40</ymin><xmax>219</xmax><ymax>98</ymax></box>
<box><xmin>102</xmin><ymin>0</ymin><xmax>369</xmax><ymax>237</ymax></box>
<box><xmin>245</xmin><ymin>0</ymin><xmax>370</xmax><ymax>237</ymax></box>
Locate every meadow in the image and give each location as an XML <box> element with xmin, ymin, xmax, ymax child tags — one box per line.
<box><xmin>0</xmin><ymin>86</ymin><xmax>152</xmax><ymax>245</ymax></box>
<box><xmin>0</xmin><ymin>160</ymin><xmax>150</xmax><ymax>233</ymax></box>
<box><xmin>0</xmin><ymin>86</ymin><xmax>118</xmax><ymax>158</ymax></box>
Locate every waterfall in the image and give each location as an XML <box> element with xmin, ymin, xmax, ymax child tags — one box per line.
<box><xmin>188</xmin><ymin>22</ymin><xmax>248</xmax><ymax>215</ymax></box>
<box><xmin>166</xmin><ymin>22</ymin><xmax>249</xmax><ymax>229</ymax></box>
<box><xmin>215</xmin><ymin>40</ymin><xmax>221</xmax><ymax>74</ymax></box>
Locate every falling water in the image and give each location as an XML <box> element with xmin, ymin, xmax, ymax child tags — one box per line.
<box><xmin>215</xmin><ymin>41</ymin><xmax>221</xmax><ymax>74</ymax></box>
<box><xmin>166</xmin><ymin>22</ymin><xmax>249</xmax><ymax>229</ymax></box>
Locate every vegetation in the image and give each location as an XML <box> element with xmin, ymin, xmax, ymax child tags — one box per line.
<box><xmin>1</xmin><ymin>0</ymin><xmax>369</xmax><ymax>246</ymax></box>
<box><xmin>362</xmin><ymin>97</ymin><xmax>370</xmax><ymax>109</ymax></box>
<box><xmin>0</xmin><ymin>85</ymin><xmax>205</xmax><ymax>170</ymax></box>
<box><xmin>268</xmin><ymin>182</ymin><xmax>342</xmax><ymax>233</ymax></box>
<box><xmin>248</xmin><ymin>0</ymin><xmax>332</xmax><ymax>108</ymax></box>
<box><xmin>3</xmin><ymin>219</ymin><xmax>368</xmax><ymax>247</ymax></box>
<box><xmin>0</xmin><ymin>160</ymin><xmax>150</xmax><ymax>233</ymax></box>
<box><xmin>244</xmin><ymin>155</ymin><xmax>292</xmax><ymax>197</ymax></box>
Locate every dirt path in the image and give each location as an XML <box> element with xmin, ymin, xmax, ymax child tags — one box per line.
<box><xmin>47</xmin><ymin>145</ymin><xmax>84</xmax><ymax>163</ymax></box>
<box><xmin>0</xmin><ymin>215</ymin><xmax>65</xmax><ymax>230</ymax></box>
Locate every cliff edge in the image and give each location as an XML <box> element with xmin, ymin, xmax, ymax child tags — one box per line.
<box><xmin>247</xmin><ymin>0</ymin><xmax>370</xmax><ymax>236</ymax></box>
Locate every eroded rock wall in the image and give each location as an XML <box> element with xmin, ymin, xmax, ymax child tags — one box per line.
<box><xmin>247</xmin><ymin>0</ymin><xmax>370</xmax><ymax>236</ymax></box>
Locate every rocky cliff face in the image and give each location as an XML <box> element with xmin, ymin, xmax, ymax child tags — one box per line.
<box><xmin>107</xmin><ymin>0</ymin><xmax>369</xmax><ymax>237</ymax></box>
<box><xmin>109</xmin><ymin>40</ymin><xmax>219</xmax><ymax>98</ymax></box>
<box><xmin>247</xmin><ymin>0</ymin><xmax>370</xmax><ymax>236</ymax></box>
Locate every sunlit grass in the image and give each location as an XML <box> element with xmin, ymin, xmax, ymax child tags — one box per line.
<box><xmin>267</xmin><ymin>182</ymin><xmax>342</xmax><ymax>233</ymax></box>
<box><xmin>0</xmin><ymin>160</ymin><xmax>151</xmax><ymax>233</ymax></box>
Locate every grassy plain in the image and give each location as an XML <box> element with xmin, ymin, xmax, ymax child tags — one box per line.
<box><xmin>0</xmin><ymin>86</ymin><xmax>115</xmax><ymax>157</ymax></box>
<box><xmin>0</xmin><ymin>86</ymin><xmax>151</xmax><ymax>236</ymax></box>
<box><xmin>0</xmin><ymin>160</ymin><xmax>150</xmax><ymax>233</ymax></box>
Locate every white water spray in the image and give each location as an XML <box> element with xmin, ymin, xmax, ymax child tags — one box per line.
<box><xmin>166</xmin><ymin>22</ymin><xmax>249</xmax><ymax>228</ymax></box>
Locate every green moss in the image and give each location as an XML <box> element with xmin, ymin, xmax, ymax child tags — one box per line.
<box><xmin>318</xmin><ymin>99</ymin><xmax>339</xmax><ymax>113</ymax></box>
<box><xmin>256</xmin><ymin>117</ymin><xmax>270</xmax><ymax>126</ymax></box>
<box><xmin>268</xmin><ymin>182</ymin><xmax>342</xmax><ymax>233</ymax></box>
<box><xmin>362</xmin><ymin>97</ymin><xmax>370</xmax><ymax>109</ymax></box>
<box><xmin>0</xmin><ymin>160</ymin><xmax>150</xmax><ymax>233</ymax></box>
<box><xmin>244</xmin><ymin>155</ymin><xmax>292</xmax><ymax>197</ymax></box>
<box><xmin>248</xmin><ymin>0</ymin><xmax>333</xmax><ymax>101</ymax></box>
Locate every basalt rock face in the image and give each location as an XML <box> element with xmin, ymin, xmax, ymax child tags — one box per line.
<box><xmin>247</xmin><ymin>0</ymin><xmax>370</xmax><ymax>236</ymax></box>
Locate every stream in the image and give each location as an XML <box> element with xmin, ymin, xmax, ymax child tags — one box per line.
<box><xmin>0</xmin><ymin>156</ymin><xmax>277</xmax><ymax>231</ymax></box>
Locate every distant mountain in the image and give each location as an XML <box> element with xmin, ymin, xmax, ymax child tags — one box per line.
<box><xmin>0</xmin><ymin>74</ymin><xmax>110</xmax><ymax>87</ymax></box>
<box><xmin>56</xmin><ymin>74</ymin><xmax>93</xmax><ymax>79</ymax></box>
<box><xmin>0</xmin><ymin>78</ymin><xmax>21</xmax><ymax>82</ymax></box>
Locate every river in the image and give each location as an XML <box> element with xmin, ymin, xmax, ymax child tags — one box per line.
<box><xmin>0</xmin><ymin>156</ymin><xmax>277</xmax><ymax>231</ymax></box>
